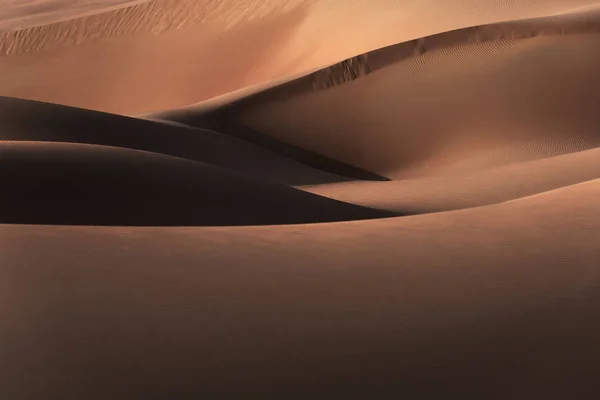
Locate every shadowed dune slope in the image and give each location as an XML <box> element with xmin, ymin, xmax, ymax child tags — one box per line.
<box><xmin>172</xmin><ymin>116</ymin><xmax>391</xmax><ymax>181</ymax></box>
<box><xmin>2</xmin><ymin>179</ymin><xmax>600</xmax><ymax>398</ymax></box>
<box><xmin>154</xmin><ymin>13</ymin><xmax>600</xmax><ymax>179</ymax></box>
<box><xmin>0</xmin><ymin>96</ymin><xmax>360</xmax><ymax>185</ymax></box>
<box><xmin>0</xmin><ymin>141</ymin><xmax>394</xmax><ymax>226</ymax></box>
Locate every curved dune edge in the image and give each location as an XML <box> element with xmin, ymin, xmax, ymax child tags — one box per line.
<box><xmin>184</xmin><ymin>32</ymin><xmax>600</xmax><ymax>179</ymax></box>
<box><xmin>0</xmin><ymin>96</ymin><xmax>352</xmax><ymax>186</ymax></box>
<box><xmin>0</xmin><ymin>4</ymin><xmax>313</xmax><ymax>114</ymax></box>
<box><xmin>550</xmin><ymin>2</ymin><xmax>600</xmax><ymax>16</ymax></box>
<box><xmin>2</xmin><ymin>1</ymin><xmax>600</xmax><ymax>114</ymax></box>
<box><xmin>0</xmin><ymin>141</ymin><xmax>395</xmax><ymax>226</ymax></box>
<box><xmin>2</xmin><ymin>178</ymin><xmax>600</xmax><ymax>397</ymax></box>
<box><xmin>2</xmin><ymin>1</ymin><xmax>600</xmax><ymax>399</ymax></box>
<box><xmin>152</xmin><ymin>9</ymin><xmax>600</xmax><ymax>120</ymax></box>
<box><xmin>0</xmin><ymin>0</ymin><xmax>150</xmax><ymax>32</ymax></box>
<box><xmin>0</xmin><ymin>0</ymin><xmax>308</xmax><ymax>54</ymax></box>
<box><xmin>298</xmin><ymin>146</ymin><xmax>600</xmax><ymax>214</ymax></box>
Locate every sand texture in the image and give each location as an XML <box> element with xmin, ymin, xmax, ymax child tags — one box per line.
<box><xmin>2</xmin><ymin>1</ymin><xmax>600</xmax><ymax>398</ymax></box>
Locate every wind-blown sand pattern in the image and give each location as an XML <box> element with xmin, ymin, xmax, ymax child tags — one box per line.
<box><xmin>0</xmin><ymin>0</ymin><xmax>148</xmax><ymax>31</ymax></box>
<box><xmin>2</xmin><ymin>0</ymin><xmax>600</xmax><ymax>113</ymax></box>
<box><xmin>2</xmin><ymin>1</ymin><xmax>600</xmax><ymax>398</ymax></box>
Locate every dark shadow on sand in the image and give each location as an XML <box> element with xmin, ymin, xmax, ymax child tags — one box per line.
<box><xmin>165</xmin><ymin>113</ymin><xmax>391</xmax><ymax>182</ymax></box>
<box><xmin>0</xmin><ymin>141</ymin><xmax>396</xmax><ymax>226</ymax></box>
<box><xmin>0</xmin><ymin>96</ymin><xmax>385</xmax><ymax>185</ymax></box>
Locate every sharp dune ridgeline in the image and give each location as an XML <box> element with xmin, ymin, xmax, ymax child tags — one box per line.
<box><xmin>2</xmin><ymin>1</ymin><xmax>600</xmax><ymax>398</ymax></box>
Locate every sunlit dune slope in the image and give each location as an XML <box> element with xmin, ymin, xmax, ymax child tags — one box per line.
<box><xmin>0</xmin><ymin>0</ymin><xmax>149</xmax><ymax>31</ymax></box>
<box><xmin>1</xmin><ymin>0</ymin><xmax>599</xmax><ymax>113</ymax></box>
<box><xmin>2</xmin><ymin>1</ymin><xmax>600</xmax><ymax>398</ymax></box>
<box><xmin>161</xmin><ymin>15</ymin><xmax>600</xmax><ymax>178</ymax></box>
<box><xmin>299</xmin><ymin>146</ymin><xmax>600</xmax><ymax>214</ymax></box>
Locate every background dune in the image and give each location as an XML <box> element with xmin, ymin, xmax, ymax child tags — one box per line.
<box><xmin>1</xmin><ymin>0</ymin><xmax>600</xmax><ymax>113</ymax></box>
<box><xmin>167</xmin><ymin>17</ymin><xmax>600</xmax><ymax>179</ymax></box>
<box><xmin>0</xmin><ymin>96</ymin><xmax>359</xmax><ymax>185</ymax></box>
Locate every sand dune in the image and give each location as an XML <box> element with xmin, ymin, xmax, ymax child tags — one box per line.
<box><xmin>0</xmin><ymin>0</ymin><xmax>148</xmax><ymax>31</ymax></box>
<box><xmin>3</xmin><ymin>178</ymin><xmax>600</xmax><ymax>398</ymax></box>
<box><xmin>299</xmin><ymin>146</ymin><xmax>600</xmax><ymax>213</ymax></box>
<box><xmin>157</xmin><ymin>13</ymin><xmax>600</xmax><ymax>179</ymax></box>
<box><xmin>1</xmin><ymin>0</ymin><xmax>599</xmax><ymax>113</ymax></box>
<box><xmin>0</xmin><ymin>141</ymin><xmax>393</xmax><ymax>225</ymax></box>
<box><xmin>0</xmin><ymin>96</ymin><xmax>361</xmax><ymax>185</ymax></box>
<box><xmin>3</xmin><ymin>1</ymin><xmax>600</xmax><ymax>398</ymax></box>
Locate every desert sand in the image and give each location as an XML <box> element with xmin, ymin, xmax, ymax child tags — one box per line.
<box><xmin>1</xmin><ymin>0</ymin><xmax>600</xmax><ymax>113</ymax></box>
<box><xmin>0</xmin><ymin>0</ymin><xmax>148</xmax><ymax>31</ymax></box>
<box><xmin>2</xmin><ymin>0</ymin><xmax>600</xmax><ymax>398</ymax></box>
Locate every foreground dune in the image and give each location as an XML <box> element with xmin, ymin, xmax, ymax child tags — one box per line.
<box><xmin>3</xmin><ymin>179</ymin><xmax>600</xmax><ymax>398</ymax></box>
<box><xmin>3</xmin><ymin>0</ymin><xmax>600</xmax><ymax>398</ymax></box>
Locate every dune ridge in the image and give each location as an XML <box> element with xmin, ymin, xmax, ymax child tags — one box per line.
<box><xmin>2</xmin><ymin>0</ymin><xmax>600</xmax><ymax>113</ymax></box>
<box><xmin>150</xmin><ymin>9</ymin><xmax>600</xmax><ymax>120</ymax></box>
<box><xmin>0</xmin><ymin>96</ymin><xmax>356</xmax><ymax>185</ymax></box>
<box><xmin>0</xmin><ymin>0</ymin><xmax>307</xmax><ymax>54</ymax></box>
<box><xmin>0</xmin><ymin>140</ymin><xmax>394</xmax><ymax>226</ymax></box>
<box><xmin>181</xmin><ymin>32</ymin><xmax>600</xmax><ymax>179</ymax></box>
<box><xmin>295</xmin><ymin>10</ymin><xmax>600</xmax><ymax>93</ymax></box>
<box><xmin>299</xmin><ymin>146</ymin><xmax>600</xmax><ymax>214</ymax></box>
<box><xmin>3</xmin><ymin>1</ymin><xmax>600</xmax><ymax>398</ymax></box>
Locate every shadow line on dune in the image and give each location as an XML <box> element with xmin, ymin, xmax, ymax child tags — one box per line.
<box><xmin>285</xmin><ymin>10</ymin><xmax>600</xmax><ymax>96</ymax></box>
<box><xmin>149</xmin><ymin>8</ymin><xmax>600</xmax><ymax>122</ymax></box>
<box><xmin>0</xmin><ymin>96</ymin><xmax>376</xmax><ymax>186</ymax></box>
<box><xmin>0</xmin><ymin>141</ymin><xmax>397</xmax><ymax>227</ymax></box>
<box><xmin>139</xmin><ymin>10</ymin><xmax>600</xmax><ymax>183</ymax></box>
<box><xmin>176</xmin><ymin>115</ymin><xmax>391</xmax><ymax>182</ymax></box>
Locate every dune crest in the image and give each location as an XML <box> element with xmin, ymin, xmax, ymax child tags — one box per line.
<box><xmin>1</xmin><ymin>0</ymin><xmax>599</xmax><ymax>113</ymax></box>
<box><xmin>166</xmin><ymin>14</ymin><xmax>600</xmax><ymax>179</ymax></box>
<box><xmin>3</xmin><ymin>1</ymin><xmax>600</xmax><ymax>398</ymax></box>
<box><xmin>0</xmin><ymin>141</ymin><xmax>393</xmax><ymax>226</ymax></box>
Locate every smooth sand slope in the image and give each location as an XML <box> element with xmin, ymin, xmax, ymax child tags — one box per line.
<box><xmin>3</xmin><ymin>1</ymin><xmax>600</xmax><ymax>398</ymax></box>
<box><xmin>0</xmin><ymin>96</ymin><xmax>368</xmax><ymax>185</ymax></box>
<box><xmin>300</xmin><ymin>146</ymin><xmax>600</xmax><ymax>214</ymax></box>
<box><xmin>157</xmin><ymin>12</ymin><xmax>600</xmax><ymax>179</ymax></box>
<box><xmin>1</xmin><ymin>0</ymin><xmax>600</xmax><ymax>113</ymax></box>
<box><xmin>3</xmin><ymin>179</ymin><xmax>600</xmax><ymax>398</ymax></box>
